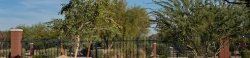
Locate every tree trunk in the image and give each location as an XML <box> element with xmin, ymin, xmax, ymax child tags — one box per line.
<box><xmin>193</xmin><ymin>50</ymin><xmax>199</xmax><ymax>58</ymax></box>
<box><xmin>60</xmin><ymin>44</ymin><xmax>65</xmax><ymax>55</ymax></box>
<box><xmin>74</xmin><ymin>35</ymin><xmax>80</xmax><ymax>58</ymax></box>
<box><xmin>87</xmin><ymin>41</ymin><xmax>93</xmax><ymax>58</ymax></box>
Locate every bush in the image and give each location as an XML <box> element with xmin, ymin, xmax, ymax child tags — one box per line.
<box><xmin>241</xmin><ymin>49</ymin><xmax>250</xmax><ymax>58</ymax></box>
<box><xmin>34</xmin><ymin>47</ymin><xmax>60</xmax><ymax>58</ymax></box>
<box><xmin>33</xmin><ymin>55</ymin><xmax>44</xmax><ymax>58</ymax></box>
<box><xmin>0</xmin><ymin>49</ymin><xmax>10</xmax><ymax>57</ymax></box>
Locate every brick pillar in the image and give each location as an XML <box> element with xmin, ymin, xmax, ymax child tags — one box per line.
<box><xmin>10</xmin><ymin>29</ymin><xmax>23</xmax><ymax>58</ymax></box>
<box><xmin>219</xmin><ymin>38</ymin><xmax>230</xmax><ymax>58</ymax></box>
<box><xmin>152</xmin><ymin>43</ymin><xmax>157</xmax><ymax>58</ymax></box>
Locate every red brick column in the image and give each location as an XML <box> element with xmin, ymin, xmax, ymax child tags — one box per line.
<box><xmin>219</xmin><ymin>38</ymin><xmax>230</xmax><ymax>58</ymax></box>
<box><xmin>10</xmin><ymin>29</ymin><xmax>23</xmax><ymax>58</ymax></box>
<box><xmin>152</xmin><ymin>43</ymin><xmax>157</xmax><ymax>58</ymax></box>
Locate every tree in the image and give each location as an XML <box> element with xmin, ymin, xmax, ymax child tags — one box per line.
<box><xmin>59</xmin><ymin>0</ymin><xmax>102</xmax><ymax>57</ymax></box>
<box><xmin>53</xmin><ymin>0</ymin><xmax>150</xmax><ymax>57</ymax></box>
<box><xmin>55</xmin><ymin>0</ymin><xmax>151</xmax><ymax>58</ymax></box>
<box><xmin>16</xmin><ymin>23</ymin><xmax>58</xmax><ymax>40</ymax></box>
<box><xmin>14</xmin><ymin>23</ymin><xmax>60</xmax><ymax>51</ymax></box>
<box><xmin>153</xmin><ymin>0</ymin><xmax>250</xmax><ymax>57</ymax></box>
<box><xmin>225</xmin><ymin>0</ymin><xmax>250</xmax><ymax>5</ymax></box>
<box><xmin>124</xmin><ymin>6</ymin><xmax>150</xmax><ymax>39</ymax></box>
<box><xmin>0</xmin><ymin>31</ymin><xmax>9</xmax><ymax>41</ymax></box>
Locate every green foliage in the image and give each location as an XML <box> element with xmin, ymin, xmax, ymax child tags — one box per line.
<box><xmin>16</xmin><ymin>23</ymin><xmax>58</xmax><ymax>40</ymax></box>
<box><xmin>0</xmin><ymin>49</ymin><xmax>9</xmax><ymax>57</ymax></box>
<box><xmin>241</xmin><ymin>49</ymin><xmax>250</xmax><ymax>58</ymax></box>
<box><xmin>154</xmin><ymin>0</ymin><xmax>250</xmax><ymax>57</ymax></box>
<box><xmin>56</xmin><ymin>0</ymin><xmax>150</xmax><ymax>40</ymax></box>
<box><xmin>59</xmin><ymin>0</ymin><xmax>99</xmax><ymax>40</ymax></box>
<box><xmin>35</xmin><ymin>48</ymin><xmax>60</xmax><ymax>58</ymax></box>
<box><xmin>157</xmin><ymin>43</ymin><xmax>169</xmax><ymax>58</ymax></box>
<box><xmin>0</xmin><ymin>31</ymin><xmax>9</xmax><ymax>41</ymax></box>
<box><xmin>124</xmin><ymin>6</ymin><xmax>150</xmax><ymax>39</ymax></box>
<box><xmin>47</xmin><ymin>0</ymin><xmax>151</xmax><ymax>57</ymax></box>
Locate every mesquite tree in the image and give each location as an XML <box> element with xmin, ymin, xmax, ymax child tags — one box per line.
<box><xmin>59</xmin><ymin>0</ymin><xmax>113</xmax><ymax>57</ymax></box>
<box><xmin>153</xmin><ymin>0</ymin><xmax>250</xmax><ymax>57</ymax></box>
<box><xmin>56</xmin><ymin>0</ymin><xmax>150</xmax><ymax>58</ymax></box>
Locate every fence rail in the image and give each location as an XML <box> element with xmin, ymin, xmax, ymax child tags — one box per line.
<box><xmin>2</xmin><ymin>39</ymin><xmax>244</xmax><ymax>58</ymax></box>
<box><xmin>0</xmin><ymin>39</ymin><xmax>172</xmax><ymax>58</ymax></box>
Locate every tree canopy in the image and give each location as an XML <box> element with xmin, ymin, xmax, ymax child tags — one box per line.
<box><xmin>153</xmin><ymin>0</ymin><xmax>250</xmax><ymax>57</ymax></box>
<box><xmin>48</xmin><ymin>0</ymin><xmax>150</xmax><ymax>57</ymax></box>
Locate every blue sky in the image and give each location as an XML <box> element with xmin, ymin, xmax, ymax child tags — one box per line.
<box><xmin>0</xmin><ymin>0</ymin><xmax>158</xmax><ymax>34</ymax></box>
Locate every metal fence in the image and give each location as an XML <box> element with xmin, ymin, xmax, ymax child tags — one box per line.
<box><xmin>4</xmin><ymin>39</ymin><xmax>238</xmax><ymax>58</ymax></box>
<box><xmin>0</xmin><ymin>39</ymin><xmax>175</xmax><ymax>58</ymax></box>
<box><xmin>28</xmin><ymin>40</ymin><xmax>163</xmax><ymax>58</ymax></box>
<box><xmin>0</xmin><ymin>40</ymin><xmax>10</xmax><ymax>57</ymax></box>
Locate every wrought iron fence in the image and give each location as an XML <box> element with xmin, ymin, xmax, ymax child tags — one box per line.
<box><xmin>0</xmin><ymin>40</ymin><xmax>10</xmax><ymax>57</ymax></box>
<box><xmin>21</xmin><ymin>39</ymin><xmax>163</xmax><ymax>58</ymax></box>
<box><xmin>0</xmin><ymin>39</ymin><xmax>201</xmax><ymax>58</ymax></box>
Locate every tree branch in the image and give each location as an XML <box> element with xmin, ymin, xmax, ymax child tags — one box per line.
<box><xmin>224</xmin><ymin>0</ymin><xmax>250</xmax><ymax>4</ymax></box>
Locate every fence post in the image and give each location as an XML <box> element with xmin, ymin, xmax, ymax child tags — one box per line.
<box><xmin>136</xmin><ymin>39</ymin><xmax>139</xmax><ymax>58</ymax></box>
<box><xmin>95</xmin><ymin>43</ymin><xmax>98</xmax><ymax>58</ymax></box>
<box><xmin>10</xmin><ymin>29</ymin><xmax>23</xmax><ymax>58</ymax></box>
<box><xmin>152</xmin><ymin>43</ymin><xmax>157</xmax><ymax>58</ymax></box>
<box><xmin>29</xmin><ymin>43</ymin><xmax>34</xmax><ymax>57</ymax></box>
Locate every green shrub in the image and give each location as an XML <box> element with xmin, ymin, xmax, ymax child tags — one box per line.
<box><xmin>33</xmin><ymin>55</ymin><xmax>44</xmax><ymax>58</ymax></box>
<box><xmin>241</xmin><ymin>49</ymin><xmax>250</xmax><ymax>58</ymax></box>
<box><xmin>0</xmin><ymin>49</ymin><xmax>10</xmax><ymax>57</ymax></box>
<box><xmin>34</xmin><ymin>47</ymin><xmax>60</xmax><ymax>58</ymax></box>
